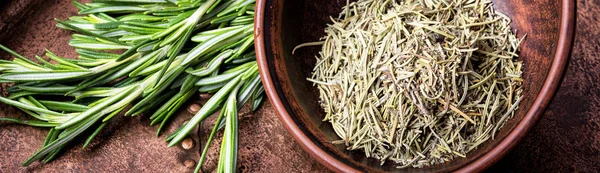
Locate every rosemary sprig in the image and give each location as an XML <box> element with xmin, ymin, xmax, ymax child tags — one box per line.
<box><xmin>0</xmin><ymin>0</ymin><xmax>261</xmax><ymax>171</ymax></box>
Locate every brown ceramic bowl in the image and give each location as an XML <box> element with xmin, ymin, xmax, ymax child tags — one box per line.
<box><xmin>254</xmin><ymin>0</ymin><xmax>575</xmax><ymax>172</ymax></box>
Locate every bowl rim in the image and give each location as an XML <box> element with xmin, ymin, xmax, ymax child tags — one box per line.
<box><xmin>254</xmin><ymin>0</ymin><xmax>576</xmax><ymax>172</ymax></box>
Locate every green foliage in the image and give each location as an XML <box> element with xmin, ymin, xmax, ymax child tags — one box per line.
<box><xmin>0</xmin><ymin>0</ymin><xmax>260</xmax><ymax>171</ymax></box>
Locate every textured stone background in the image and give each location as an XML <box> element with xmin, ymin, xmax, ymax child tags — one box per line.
<box><xmin>0</xmin><ymin>0</ymin><xmax>597</xmax><ymax>172</ymax></box>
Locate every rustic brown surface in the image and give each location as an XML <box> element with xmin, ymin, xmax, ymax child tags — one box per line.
<box><xmin>0</xmin><ymin>1</ymin><xmax>596</xmax><ymax>173</ymax></box>
<box><xmin>0</xmin><ymin>0</ymin><xmax>42</xmax><ymax>40</ymax></box>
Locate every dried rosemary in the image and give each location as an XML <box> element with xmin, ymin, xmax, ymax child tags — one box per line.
<box><xmin>297</xmin><ymin>0</ymin><xmax>524</xmax><ymax>168</ymax></box>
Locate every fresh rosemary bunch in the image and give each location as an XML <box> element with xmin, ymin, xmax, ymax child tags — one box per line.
<box><xmin>0</xmin><ymin>0</ymin><xmax>262</xmax><ymax>172</ymax></box>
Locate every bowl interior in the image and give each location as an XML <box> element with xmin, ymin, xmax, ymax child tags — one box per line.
<box><xmin>261</xmin><ymin>0</ymin><xmax>561</xmax><ymax>172</ymax></box>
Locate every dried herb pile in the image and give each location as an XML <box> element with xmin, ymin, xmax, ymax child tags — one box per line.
<box><xmin>299</xmin><ymin>0</ymin><xmax>524</xmax><ymax>168</ymax></box>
